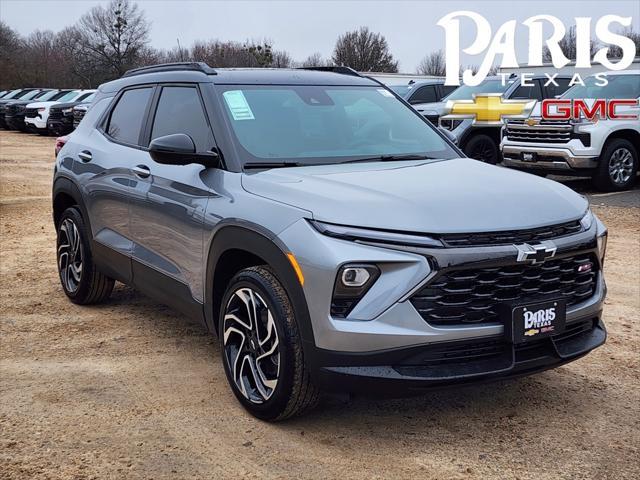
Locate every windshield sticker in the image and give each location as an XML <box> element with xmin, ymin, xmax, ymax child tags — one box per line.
<box><xmin>223</xmin><ymin>90</ymin><xmax>255</xmax><ymax>120</ymax></box>
<box><xmin>377</xmin><ymin>89</ymin><xmax>394</xmax><ymax>97</ymax></box>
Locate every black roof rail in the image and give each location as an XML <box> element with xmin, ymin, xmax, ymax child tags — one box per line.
<box><xmin>298</xmin><ymin>66</ymin><xmax>362</xmax><ymax>77</ymax></box>
<box><xmin>123</xmin><ymin>62</ymin><xmax>217</xmax><ymax>78</ymax></box>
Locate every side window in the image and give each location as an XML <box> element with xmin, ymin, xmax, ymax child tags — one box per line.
<box><xmin>107</xmin><ymin>87</ymin><xmax>153</xmax><ymax>145</ymax></box>
<box><xmin>440</xmin><ymin>85</ymin><xmax>458</xmax><ymax>99</ymax></box>
<box><xmin>544</xmin><ymin>77</ymin><xmax>571</xmax><ymax>99</ymax></box>
<box><xmin>409</xmin><ymin>86</ymin><xmax>437</xmax><ymax>104</ymax></box>
<box><xmin>509</xmin><ymin>80</ymin><xmax>543</xmax><ymax>101</ymax></box>
<box><xmin>150</xmin><ymin>86</ymin><xmax>212</xmax><ymax>152</ymax></box>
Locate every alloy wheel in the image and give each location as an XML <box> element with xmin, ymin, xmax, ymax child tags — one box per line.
<box><xmin>608</xmin><ymin>147</ymin><xmax>634</xmax><ymax>185</ymax></box>
<box><xmin>223</xmin><ymin>288</ymin><xmax>280</xmax><ymax>404</ymax></box>
<box><xmin>58</xmin><ymin>218</ymin><xmax>83</xmax><ymax>293</ymax></box>
<box><xmin>470</xmin><ymin>141</ymin><xmax>495</xmax><ymax>163</ymax></box>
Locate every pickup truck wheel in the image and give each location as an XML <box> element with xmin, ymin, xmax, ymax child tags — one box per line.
<box><xmin>219</xmin><ymin>266</ymin><xmax>319</xmax><ymax>420</ymax></box>
<box><xmin>56</xmin><ymin>207</ymin><xmax>114</xmax><ymax>304</ymax></box>
<box><xmin>593</xmin><ymin>139</ymin><xmax>638</xmax><ymax>192</ymax></box>
<box><xmin>464</xmin><ymin>134</ymin><xmax>499</xmax><ymax>164</ymax></box>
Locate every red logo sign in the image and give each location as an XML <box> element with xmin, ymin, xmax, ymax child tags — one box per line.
<box><xmin>541</xmin><ymin>99</ymin><xmax>639</xmax><ymax>121</ymax></box>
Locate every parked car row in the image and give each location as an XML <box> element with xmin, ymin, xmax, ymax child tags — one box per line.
<box><xmin>0</xmin><ymin>88</ymin><xmax>95</xmax><ymax>136</ymax></box>
<box><xmin>406</xmin><ymin>70</ymin><xmax>639</xmax><ymax>191</ymax></box>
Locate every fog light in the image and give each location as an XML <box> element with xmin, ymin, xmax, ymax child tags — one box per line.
<box><xmin>341</xmin><ymin>267</ymin><xmax>371</xmax><ymax>287</ymax></box>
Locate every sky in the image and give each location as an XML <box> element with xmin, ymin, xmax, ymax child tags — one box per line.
<box><xmin>1</xmin><ymin>0</ymin><xmax>639</xmax><ymax>72</ymax></box>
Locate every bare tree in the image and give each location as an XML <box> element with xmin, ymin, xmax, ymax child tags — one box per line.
<box><xmin>272</xmin><ymin>50</ymin><xmax>292</xmax><ymax>68</ymax></box>
<box><xmin>417</xmin><ymin>50</ymin><xmax>446</xmax><ymax>76</ymax></box>
<box><xmin>609</xmin><ymin>27</ymin><xmax>640</xmax><ymax>58</ymax></box>
<box><xmin>332</xmin><ymin>27</ymin><xmax>398</xmax><ymax>72</ymax></box>
<box><xmin>0</xmin><ymin>21</ymin><xmax>24</xmax><ymax>88</ymax></box>
<box><xmin>543</xmin><ymin>25</ymin><xmax>598</xmax><ymax>62</ymax></box>
<box><xmin>300</xmin><ymin>52</ymin><xmax>332</xmax><ymax>67</ymax></box>
<box><xmin>76</xmin><ymin>0</ymin><xmax>150</xmax><ymax>77</ymax></box>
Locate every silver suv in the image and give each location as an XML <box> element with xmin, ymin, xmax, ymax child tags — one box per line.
<box><xmin>53</xmin><ymin>63</ymin><xmax>608</xmax><ymax>420</ymax></box>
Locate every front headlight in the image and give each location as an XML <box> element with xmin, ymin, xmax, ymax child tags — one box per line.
<box><xmin>62</xmin><ymin>107</ymin><xmax>73</xmax><ymax>115</ymax></box>
<box><xmin>580</xmin><ymin>210</ymin><xmax>594</xmax><ymax>231</ymax></box>
<box><xmin>597</xmin><ymin>232</ymin><xmax>607</xmax><ymax>263</ymax></box>
<box><xmin>309</xmin><ymin>220</ymin><xmax>443</xmax><ymax>248</ymax></box>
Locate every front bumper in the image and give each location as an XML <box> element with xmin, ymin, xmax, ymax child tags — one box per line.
<box><xmin>502</xmin><ymin>145</ymin><xmax>598</xmax><ymax>171</ymax></box>
<box><xmin>47</xmin><ymin>117</ymin><xmax>74</xmax><ymax>135</ymax></box>
<box><xmin>312</xmin><ymin>316</ymin><xmax>606</xmax><ymax>393</ymax></box>
<box><xmin>24</xmin><ymin>116</ymin><xmax>47</xmax><ymax>130</ymax></box>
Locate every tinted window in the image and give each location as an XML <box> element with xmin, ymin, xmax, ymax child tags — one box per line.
<box><xmin>107</xmin><ymin>87</ymin><xmax>153</xmax><ymax>145</ymax></box>
<box><xmin>151</xmin><ymin>86</ymin><xmax>212</xmax><ymax>151</ymax></box>
<box><xmin>545</xmin><ymin>77</ymin><xmax>571</xmax><ymax>99</ymax></box>
<box><xmin>441</xmin><ymin>85</ymin><xmax>458</xmax><ymax>97</ymax></box>
<box><xmin>562</xmin><ymin>74</ymin><xmax>640</xmax><ymax>99</ymax></box>
<box><xmin>509</xmin><ymin>80</ymin><xmax>543</xmax><ymax>100</ymax></box>
<box><xmin>409</xmin><ymin>85</ymin><xmax>437</xmax><ymax>104</ymax></box>
<box><xmin>444</xmin><ymin>80</ymin><xmax>513</xmax><ymax>101</ymax></box>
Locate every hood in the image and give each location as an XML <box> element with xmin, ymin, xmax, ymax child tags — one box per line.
<box><xmin>25</xmin><ymin>101</ymin><xmax>58</xmax><ymax>109</ymax></box>
<box><xmin>241</xmin><ymin>159</ymin><xmax>588</xmax><ymax>234</ymax></box>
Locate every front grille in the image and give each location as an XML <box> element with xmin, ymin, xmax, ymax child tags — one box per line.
<box><xmin>73</xmin><ymin>109</ymin><xmax>86</xmax><ymax>126</ymax></box>
<box><xmin>48</xmin><ymin>109</ymin><xmax>63</xmax><ymax>120</ymax></box>
<box><xmin>505</xmin><ymin>118</ymin><xmax>572</xmax><ymax>143</ymax></box>
<box><xmin>4</xmin><ymin>104</ymin><xmax>18</xmax><ymax>115</ymax></box>
<box><xmin>24</xmin><ymin>108</ymin><xmax>38</xmax><ymax>118</ymax></box>
<box><xmin>411</xmin><ymin>252</ymin><xmax>598</xmax><ymax>326</ymax></box>
<box><xmin>440</xmin><ymin>220</ymin><xmax>582</xmax><ymax>247</ymax></box>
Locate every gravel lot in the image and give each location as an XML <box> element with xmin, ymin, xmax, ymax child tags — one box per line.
<box><xmin>1</xmin><ymin>130</ymin><xmax>639</xmax><ymax>480</ymax></box>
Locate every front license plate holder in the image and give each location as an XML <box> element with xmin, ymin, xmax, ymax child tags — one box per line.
<box><xmin>504</xmin><ymin>299</ymin><xmax>567</xmax><ymax>344</ymax></box>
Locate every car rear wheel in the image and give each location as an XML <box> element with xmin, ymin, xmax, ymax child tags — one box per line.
<box><xmin>464</xmin><ymin>134</ymin><xmax>499</xmax><ymax>164</ymax></box>
<box><xmin>593</xmin><ymin>139</ymin><xmax>638</xmax><ymax>192</ymax></box>
<box><xmin>56</xmin><ymin>207</ymin><xmax>114</xmax><ymax>304</ymax></box>
<box><xmin>219</xmin><ymin>266</ymin><xmax>319</xmax><ymax>420</ymax></box>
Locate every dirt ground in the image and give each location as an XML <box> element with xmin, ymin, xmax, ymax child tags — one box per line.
<box><xmin>1</xmin><ymin>130</ymin><xmax>639</xmax><ymax>480</ymax></box>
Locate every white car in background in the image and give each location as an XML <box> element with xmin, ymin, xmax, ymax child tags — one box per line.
<box><xmin>25</xmin><ymin>90</ymin><xmax>95</xmax><ymax>134</ymax></box>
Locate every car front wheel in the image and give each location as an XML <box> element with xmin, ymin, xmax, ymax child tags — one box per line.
<box><xmin>219</xmin><ymin>266</ymin><xmax>319</xmax><ymax>420</ymax></box>
<box><xmin>464</xmin><ymin>134</ymin><xmax>499</xmax><ymax>164</ymax></box>
<box><xmin>593</xmin><ymin>138</ymin><xmax>638</xmax><ymax>192</ymax></box>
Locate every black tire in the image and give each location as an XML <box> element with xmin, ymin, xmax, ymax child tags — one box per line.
<box><xmin>464</xmin><ymin>134</ymin><xmax>499</xmax><ymax>164</ymax></box>
<box><xmin>219</xmin><ymin>266</ymin><xmax>319</xmax><ymax>421</ymax></box>
<box><xmin>56</xmin><ymin>207</ymin><xmax>114</xmax><ymax>304</ymax></box>
<box><xmin>593</xmin><ymin>138</ymin><xmax>638</xmax><ymax>192</ymax></box>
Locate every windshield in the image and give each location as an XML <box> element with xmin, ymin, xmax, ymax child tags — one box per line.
<box><xmin>562</xmin><ymin>74</ymin><xmax>640</xmax><ymax>99</ymax></box>
<box><xmin>389</xmin><ymin>85</ymin><xmax>411</xmax><ymax>98</ymax></box>
<box><xmin>22</xmin><ymin>90</ymin><xmax>45</xmax><ymax>100</ymax></box>
<box><xmin>37</xmin><ymin>90</ymin><xmax>62</xmax><ymax>101</ymax></box>
<box><xmin>217</xmin><ymin>85</ymin><xmax>457</xmax><ymax>166</ymax></box>
<box><xmin>77</xmin><ymin>92</ymin><xmax>95</xmax><ymax>102</ymax></box>
<box><xmin>442</xmin><ymin>79</ymin><xmax>514</xmax><ymax>101</ymax></box>
<box><xmin>57</xmin><ymin>91</ymin><xmax>80</xmax><ymax>102</ymax></box>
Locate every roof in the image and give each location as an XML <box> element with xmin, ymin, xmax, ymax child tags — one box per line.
<box><xmin>99</xmin><ymin>63</ymin><xmax>379</xmax><ymax>93</ymax></box>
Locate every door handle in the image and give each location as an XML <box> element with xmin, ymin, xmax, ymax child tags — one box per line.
<box><xmin>133</xmin><ymin>165</ymin><xmax>151</xmax><ymax>178</ymax></box>
<box><xmin>78</xmin><ymin>150</ymin><xmax>92</xmax><ymax>162</ymax></box>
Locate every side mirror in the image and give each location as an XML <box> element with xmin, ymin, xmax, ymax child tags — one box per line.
<box><xmin>438</xmin><ymin>127</ymin><xmax>458</xmax><ymax>145</ymax></box>
<box><xmin>149</xmin><ymin>133</ymin><xmax>220</xmax><ymax>168</ymax></box>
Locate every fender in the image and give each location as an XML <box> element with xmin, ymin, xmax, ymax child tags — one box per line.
<box><xmin>204</xmin><ymin>223</ymin><xmax>316</xmax><ymax>349</ymax></box>
<box><xmin>52</xmin><ymin>176</ymin><xmax>90</xmax><ymax>231</ymax></box>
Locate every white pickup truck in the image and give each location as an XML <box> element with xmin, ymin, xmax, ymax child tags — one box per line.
<box><xmin>501</xmin><ymin>70</ymin><xmax>640</xmax><ymax>191</ymax></box>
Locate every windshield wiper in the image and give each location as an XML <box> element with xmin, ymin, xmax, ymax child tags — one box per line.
<box><xmin>341</xmin><ymin>154</ymin><xmax>437</xmax><ymax>164</ymax></box>
<box><xmin>244</xmin><ymin>161</ymin><xmax>303</xmax><ymax>169</ymax></box>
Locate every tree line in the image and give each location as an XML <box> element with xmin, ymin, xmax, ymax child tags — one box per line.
<box><xmin>1</xmin><ymin>0</ymin><xmax>638</xmax><ymax>90</ymax></box>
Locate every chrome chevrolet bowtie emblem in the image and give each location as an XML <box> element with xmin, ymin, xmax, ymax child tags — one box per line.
<box><xmin>515</xmin><ymin>242</ymin><xmax>557</xmax><ymax>264</ymax></box>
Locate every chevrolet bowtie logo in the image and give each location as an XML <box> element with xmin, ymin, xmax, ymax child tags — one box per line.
<box><xmin>444</xmin><ymin>94</ymin><xmax>536</xmax><ymax>126</ymax></box>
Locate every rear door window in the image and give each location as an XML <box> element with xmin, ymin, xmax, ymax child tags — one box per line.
<box><xmin>106</xmin><ymin>87</ymin><xmax>153</xmax><ymax>145</ymax></box>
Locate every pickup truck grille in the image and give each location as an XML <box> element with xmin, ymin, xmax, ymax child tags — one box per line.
<box><xmin>410</xmin><ymin>252</ymin><xmax>598</xmax><ymax>326</ymax></box>
<box><xmin>4</xmin><ymin>104</ymin><xmax>18</xmax><ymax>115</ymax></box>
<box><xmin>440</xmin><ymin>220</ymin><xmax>582</xmax><ymax>247</ymax></box>
<box><xmin>49</xmin><ymin>107</ymin><xmax>66</xmax><ymax>120</ymax></box>
<box><xmin>505</xmin><ymin>119</ymin><xmax>572</xmax><ymax>143</ymax></box>
<box><xmin>24</xmin><ymin>108</ymin><xmax>39</xmax><ymax>118</ymax></box>
<box><xmin>73</xmin><ymin>109</ymin><xmax>86</xmax><ymax>126</ymax></box>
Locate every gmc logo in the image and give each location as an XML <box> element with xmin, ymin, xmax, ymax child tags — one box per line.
<box><xmin>542</xmin><ymin>99</ymin><xmax>639</xmax><ymax>121</ymax></box>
